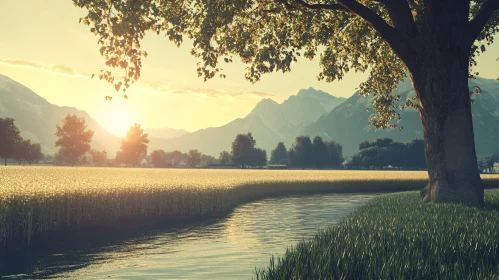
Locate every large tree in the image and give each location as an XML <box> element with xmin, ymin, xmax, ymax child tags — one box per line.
<box><xmin>73</xmin><ymin>0</ymin><xmax>499</xmax><ymax>205</ymax></box>
<box><xmin>55</xmin><ymin>114</ymin><xmax>94</xmax><ymax>166</ymax></box>
<box><xmin>0</xmin><ymin>118</ymin><xmax>23</xmax><ymax>166</ymax></box>
<box><xmin>116</xmin><ymin>123</ymin><xmax>149</xmax><ymax>166</ymax></box>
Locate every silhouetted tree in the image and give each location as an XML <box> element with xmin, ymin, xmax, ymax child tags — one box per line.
<box><xmin>270</xmin><ymin>142</ymin><xmax>287</xmax><ymax>164</ymax></box>
<box><xmin>405</xmin><ymin>139</ymin><xmax>426</xmax><ymax>169</ymax></box>
<box><xmin>165</xmin><ymin>150</ymin><xmax>184</xmax><ymax>167</ymax></box>
<box><xmin>116</xmin><ymin>123</ymin><xmax>149</xmax><ymax>166</ymax></box>
<box><xmin>218</xmin><ymin>150</ymin><xmax>231</xmax><ymax>164</ymax></box>
<box><xmin>55</xmin><ymin>114</ymin><xmax>94</xmax><ymax>166</ymax></box>
<box><xmin>287</xmin><ymin>148</ymin><xmax>296</xmax><ymax>168</ymax></box>
<box><xmin>16</xmin><ymin>141</ymin><xmax>44</xmax><ymax>165</ymax></box>
<box><xmin>350</xmin><ymin>138</ymin><xmax>426</xmax><ymax>170</ymax></box>
<box><xmin>312</xmin><ymin>136</ymin><xmax>329</xmax><ymax>168</ymax></box>
<box><xmin>293</xmin><ymin>136</ymin><xmax>313</xmax><ymax>168</ymax></box>
<box><xmin>150</xmin><ymin>149</ymin><xmax>167</xmax><ymax>167</ymax></box>
<box><xmin>481</xmin><ymin>156</ymin><xmax>495</xmax><ymax>173</ymax></box>
<box><xmin>326</xmin><ymin>141</ymin><xmax>344</xmax><ymax>168</ymax></box>
<box><xmin>249</xmin><ymin>148</ymin><xmax>267</xmax><ymax>167</ymax></box>
<box><xmin>201</xmin><ymin>154</ymin><xmax>218</xmax><ymax>165</ymax></box>
<box><xmin>187</xmin><ymin>149</ymin><xmax>202</xmax><ymax>168</ymax></box>
<box><xmin>0</xmin><ymin>118</ymin><xmax>23</xmax><ymax>166</ymax></box>
<box><xmin>89</xmin><ymin>149</ymin><xmax>108</xmax><ymax>166</ymax></box>
<box><xmin>231</xmin><ymin>133</ymin><xmax>256</xmax><ymax>168</ymax></box>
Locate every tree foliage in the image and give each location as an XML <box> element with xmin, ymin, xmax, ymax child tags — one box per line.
<box><xmin>348</xmin><ymin>138</ymin><xmax>426</xmax><ymax>169</ymax></box>
<box><xmin>218</xmin><ymin>150</ymin><xmax>232</xmax><ymax>164</ymax></box>
<box><xmin>55</xmin><ymin>114</ymin><xmax>94</xmax><ymax>166</ymax></box>
<box><xmin>15</xmin><ymin>140</ymin><xmax>44</xmax><ymax>165</ymax></box>
<box><xmin>89</xmin><ymin>149</ymin><xmax>108</xmax><ymax>166</ymax></box>
<box><xmin>288</xmin><ymin>136</ymin><xmax>344</xmax><ymax>168</ymax></box>
<box><xmin>187</xmin><ymin>149</ymin><xmax>202</xmax><ymax>167</ymax></box>
<box><xmin>116</xmin><ymin>123</ymin><xmax>149</xmax><ymax>166</ymax></box>
<box><xmin>270</xmin><ymin>142</ymin><xmax>288</xmax><ymax>164</ymax></box>
<box><xmin>231</xmin><ymin>132</ymin><xmax>266</xmax><ymax>167</ymax></box>
<box><xmin>479</xmin><ymin>156</ymin><xmax>495</xmax><ymax>173</ymax></box>
<box><xmin>312</xmin><ymin>136</ymin><xmax>329</xmax><ymax>168</ymax></box>
<box><xmin>72</xmin><ymin>0</ymin><xmax>499</xmax><ymax>128</ymax></box>
<box><xmin>150</xmin><ymin>149</ymin><xmax>168</xmax><ymax>167</ymax></box>
<box><xmin>0</xmin><ymin>118</ymin><xmax>23</xmax><ymax>166</ymax></box>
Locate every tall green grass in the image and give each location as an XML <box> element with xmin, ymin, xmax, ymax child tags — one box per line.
<box><xmin>255</xmin><ymin>190</ymin><xmax>499</xmax><ymax>280</ymax></box>
<box><xmin>1</xmin><ymin>166</ymin><xmax>499</xmax><ymax>246</ymax></box>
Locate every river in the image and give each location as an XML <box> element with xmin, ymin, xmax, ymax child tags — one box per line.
<box><xmin>1</xmin><ymin>193</ymin><xmax>376</xmax><ymax>279</ymax></box>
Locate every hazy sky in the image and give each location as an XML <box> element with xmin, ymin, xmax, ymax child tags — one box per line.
<box><xmin>1</xmin><ymin>1</ymin><xmax>498</xmax><ymax>136</ymax></box>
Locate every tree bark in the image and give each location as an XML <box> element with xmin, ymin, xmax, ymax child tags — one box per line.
<box><xmin>408</xmin><ymin>0</ymin><xmax>483</xmax><ymax>206</ymax></box>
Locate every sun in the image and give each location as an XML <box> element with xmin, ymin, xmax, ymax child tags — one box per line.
<box><xmin>102</xmin><ymin>104</ymin><xmax>134</xmax><ymax>137</ymax></box>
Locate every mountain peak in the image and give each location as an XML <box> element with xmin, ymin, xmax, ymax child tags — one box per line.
<box><xmin>296</xmin><ymin>87</ymin><xmax>336</xmax><ymax>99</ymax></box>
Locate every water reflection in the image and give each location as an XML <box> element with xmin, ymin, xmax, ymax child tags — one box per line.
<box><xmin>1</xmin><ymin>193</ymin><xmax>375</xmax><ymax>279</ymax></box>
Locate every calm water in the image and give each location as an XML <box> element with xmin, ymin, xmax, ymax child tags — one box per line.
<box><xmin>1</xmin><ymin>193</ymin><xmax>376</xmax><ymax>279</ymax></box>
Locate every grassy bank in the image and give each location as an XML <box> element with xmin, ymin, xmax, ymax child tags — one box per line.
<box><xmin>255</xmin><ymin>190</ymin><xmax>499</xmax><ymax>279</ymax></box>
<box><xmin>2</xmin><ymin>167</ymin><xmax>499</xmax><ymax>247</ymax></box>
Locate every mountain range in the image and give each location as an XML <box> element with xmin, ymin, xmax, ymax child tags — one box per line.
<box><xmin>302</xmin><ymin>77</ymin><xmax>499</xmax><ymax>157</ymax></box>
<box><xmin>0</xmin><ymin>74</ymin><xmax>120</xmax><ymax>155</ymax></box>
<box><xmin>147</xmin><ymin>88</ymin><xmax>346</xmax><ymax>155</ymax></box>
<box><xmin>1</xmin><ymin>73</ymin><xmax>498</xmax><ymax>159</ymax></box>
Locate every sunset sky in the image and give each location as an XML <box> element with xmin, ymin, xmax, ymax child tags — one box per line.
<box><xmin>1</xmin><ymin>0</ymin><xmax>499</xmax><ymax>136</ymax></box>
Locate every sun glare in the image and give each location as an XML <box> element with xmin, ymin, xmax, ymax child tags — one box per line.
<box><xmin>102</xmin><ymin>104</ymin><xmax>134</xmax><ymax>137</ymax></box>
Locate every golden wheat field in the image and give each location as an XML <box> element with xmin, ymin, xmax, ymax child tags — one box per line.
<box><xmin>1</xmin><ymin>166</ymin><xmax>499</xmax><ymax>245</ymax></box>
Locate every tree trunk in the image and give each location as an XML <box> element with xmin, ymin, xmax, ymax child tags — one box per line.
<box><xmin>411</xmin><ymin>48</ymin><xmax>483</xmax><ymax>206</ymax></box>
<box><xmin>402</xmin><ymin>0</ymin><xmax>483</xmax><ymax>206</ymax></box>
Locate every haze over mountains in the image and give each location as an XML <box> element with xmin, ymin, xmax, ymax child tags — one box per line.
<box><xmin>145</xmin><ymin>127</ymin><xmax>190</xmax><ymax>140</ymax></box>
<box><xmin>2</xmin><ymin>73</ymin><xmax>499</xmax><ymax>158</ymax></box>
<box><xmin>0</xmin><ymin>74</ymin><xmax>120</xmax><ymax>155</ymax></box>
<box><xmin>302</xmin><ymin>77</ymin><xmax>499</xmax><ymax>157</ymax></box>
<box><xmin>148</xmin><ymin>88</ymin><xmax>346</xmax><ymax>155</ymax></box>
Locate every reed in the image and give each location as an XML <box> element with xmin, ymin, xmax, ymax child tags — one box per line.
<box><xmin>255</xmin><ymin>190</ymin><xmax>499</xmax><ymax>279</ymax></box>
<box><xmin>1</xmin><ymin>166</ymin><xmax>499</xmax><ymax>245</ymax></box>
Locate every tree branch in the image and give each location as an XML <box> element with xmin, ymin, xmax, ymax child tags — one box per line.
<box><xmin>284</xmin><ymin>0</ymin><xmax>418</xmax><ymax>68</ymax></box>
<box><xmin>336</xmin><ymin>0</ymin><xmax>411</xmax><ymax>47</ymax></box>
<box><xmin>374</xmin><ymin>0</ymin><xmax>419</xmax><ymax>37</ymax></box>
<box><xmin>468</xmin><ymin>0</ymin><xmax>499</xmax><ymax>44</ymax></box>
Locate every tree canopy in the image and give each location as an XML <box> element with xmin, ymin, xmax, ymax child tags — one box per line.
<box><xmin>55</xmin><ymin>114</ymin><xmax>94</xmax><ymax>166</ymax></box>
<box><xmin>116</xmin><ymin>123</ymin><xmax>149</xmax><ymax>166</ymax></box>
<box><xmin>270</xmin><ymin>142</ymin><xmax>288</xmax><ymax>164</ymax></box>
<box><xmin>73</xmin><ymin>0</ymin><xmax>499</xmax><ymax>128</ymax></box>
<box><xmin>218</xmin><ymin>150</ymin><xmax>232</xmax><ymax>164</ymax></box>
<box><xmin>0</xmin><ymin>118</ymin><xmax>23</xmax><ymax>166</ymax></box>
<box><xmin>231</xmin><ymin>132</ymin><xmax>266</xmax><ymax>168</ymax></box>
<box><xmin>187</xmin><ymin>149</ymin><xmax>202</xmax><ymax>167</ymax></box>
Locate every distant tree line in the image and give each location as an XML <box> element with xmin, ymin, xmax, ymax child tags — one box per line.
<box><xmin>347</xmin><ymin>138</ymin><xmax>426</xmax><ymax>169</ymax></box>
<box><xmin>268</xmin><ymin>136</ymin><xmax>344</xmax><ymax>169</ymax></box>
<box><xmin>0</xmin><ymin>118</ymin><xmax>44</xmax><ymax>166</ymax></box>
<box><xmin>149</xmin><ymin>148</ymin><xmax>217</xmax><ymax>168</ymax></box>
<box><xmin>2</xmin><ymin>114</ymin><xmax>435</xmax><ymax>171</ymax></box>
<box><xmin>478</xmin><ymin>152</ymin><xmax>499</xmax><ymax>173</ymax></box>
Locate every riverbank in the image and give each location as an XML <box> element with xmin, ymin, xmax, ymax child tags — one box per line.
<box><xmin>2</xmin><ymin>167</ymin><xmax>499</xmax><ymax>249</ymax></box>
<box><xmin>255</xmin><ymin>189</ymin><xmax>499</xmax><ymax>279</ymax></box>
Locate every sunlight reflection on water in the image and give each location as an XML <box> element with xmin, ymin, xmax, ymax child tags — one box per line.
<box><xmin>2</xmin><ymin>193</ymin><xmax>376</xmax><ymax>279</ymax></box>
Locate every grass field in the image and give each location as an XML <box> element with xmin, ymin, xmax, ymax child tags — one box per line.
<box><xmin>1</xmin><ymin>166</ymin><xmax>499</xmax><ymax>246</ymax></box>
<box><xmin>255</xmin><ymin>190</ymin><xmax>499</xmax><ymax>279</ymax></box>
